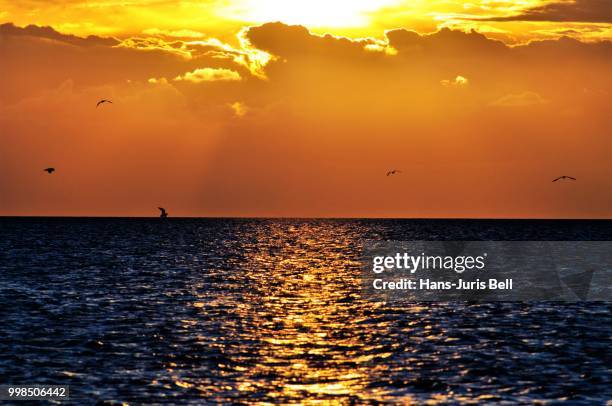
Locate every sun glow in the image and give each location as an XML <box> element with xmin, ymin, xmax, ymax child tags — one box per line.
<box><xmin>226</xmin><ymin>0</ymin><xmax>399</xmax><ymax>28</ymax></box>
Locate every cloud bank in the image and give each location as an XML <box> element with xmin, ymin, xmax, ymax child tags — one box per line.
<box><xmin>476</xmin><ymin>0</ymin><xmax>612</xmax><ymax>23</ymax></box>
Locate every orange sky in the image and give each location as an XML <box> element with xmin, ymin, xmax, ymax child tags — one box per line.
<box><xmin>0</xmin><ymin>1</ymin><xmax>611</xmax><ymax>217</ymax></box>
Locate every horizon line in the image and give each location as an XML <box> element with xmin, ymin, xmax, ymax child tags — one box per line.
<box><xmin>1</xmin><ymin>215</ymin><xmax>611</xmax><ymax>221</ymax></box>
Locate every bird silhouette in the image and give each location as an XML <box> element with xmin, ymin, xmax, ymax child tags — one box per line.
<box><xmin>386</xmin><ymin>170</ymin><xmax>401</xmax><ymax>176</ymax></box>
<box><xmin>43</xmin><ymin>167</ymin><xmax>55</xmax><ymax>174</ymax></box>
<box><xmin>552</xmin><ymin>176</ymin><xmax>576</xmax><ymax>182</ymax></box>
<box><xmin>158</xmin><ymin>207</ymin><xmax>168</xmax><ymax>218</ymax></box>
<box><xmin>96</xmin><ymin>99</ymin><xmax>112</xmax><ymax>108</ymax></box>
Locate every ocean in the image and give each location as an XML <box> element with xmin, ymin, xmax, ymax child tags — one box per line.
<box><xmin>0</xmin><ymin>218</ymin><xmax>610</xmax><ymax>403</ymax></box>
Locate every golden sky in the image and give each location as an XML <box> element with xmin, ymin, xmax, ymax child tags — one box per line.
<box><xmin>0</xmin><ymin>1</ymin><xmax>611</xmax><ymax>217</ymax></box>
<box><xmin>1</xmin><ymin>0</ymin><xmax>611</xmax><ymax>41</ymax></box>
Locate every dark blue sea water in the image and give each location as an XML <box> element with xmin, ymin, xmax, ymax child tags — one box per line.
<box><xmin>0</xmin><ymin>218</ymin><xmax>610</xmax><ymax>404</ymax></box>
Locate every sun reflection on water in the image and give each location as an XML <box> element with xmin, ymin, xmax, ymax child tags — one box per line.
<box><xmin>177</xmin><ymin>221</ymin><xmax>465</xmax><ymax>402</ymax></box>
<box><xmin>238</xmin><ymin>222</ymin><xmax>373</xmax><ymax>401</ymax></box>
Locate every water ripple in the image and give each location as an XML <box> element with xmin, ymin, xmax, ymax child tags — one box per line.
<box><xmin>0</xmin><ymin>218</ymin><xmax>610</xmax><ymax>403</ymax></box>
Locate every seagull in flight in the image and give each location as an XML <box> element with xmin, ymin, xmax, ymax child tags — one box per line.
<box><xmin>96</xmin><ymin>99</ymin><xmax>112</xmax><ymax>108</ymax></box>
<box><xmin>386</xmin><ymin>170</ymin><xmax>401</xmax><ymax>176</ymax></box>
<box><xmin>552</xmin><ymin>176</ymin><xmax>576</xmax><ymax>182</ymax></box>
<box><xmin>158</xmin><ymin>207</ymin><xmax>168</xmax><ymax>218</ymax></box>
<box><xmin>43</xmin><ymin>167</ymin><xmax>55</xmax><ymax>174</ymax></box>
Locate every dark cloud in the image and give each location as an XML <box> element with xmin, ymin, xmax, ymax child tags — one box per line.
<box><xmin>386</xmin><ymin>27</ymin><xmax>508</xmax><ymax>57</ymax></box>
<box><xmin>245</xmin><ymin>22</ymin><xmax>380</xmax><ymax>59</ymax></box>
<box><xmin>238</xmin><ymin>22</ymin><xmax>611</xmax><ymax>133</ymax></box>
<box><xmin>0</xmin><ymin>23</ymin><xmax>254</xmax><ymax>103</ymax></box>
<box><xmin>0</xmin><ymin>23</ymin><xmax>119</xmax><ymax>46</ymax></box>
<box><xmin>512</xmin><ymin>35</ymin><xmax>612</xmax><ymax>62</ymax></box>
<box><xmin>2</xmin><ymin>20</ymin><xmax>611</xmax><ymax>108</ymax></box>
<box><xmin>474</xmin><ymin>0</ymin><xmax>612</xmax><ymax>23</ymax></box>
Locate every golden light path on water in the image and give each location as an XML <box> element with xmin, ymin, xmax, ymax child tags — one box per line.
<box><xmin>172</xmin><ymin>221</ymin><xmax>377</xmax><ymax>402</ymax></box>
<box><xmin>219</xmin><ymin>221</ymin><xmax>376</xmax><ymax>400</ymax></box>
<box><xmin>172</xmin><ymin>221</ymin><xmax>451</xmax><ymax>403</ymax></box>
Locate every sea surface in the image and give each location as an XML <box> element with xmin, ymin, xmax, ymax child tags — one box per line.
<box><xmin>0</xmin><ymin>218</ymin><xmax>610</xmax><ymax>404</ymax></box>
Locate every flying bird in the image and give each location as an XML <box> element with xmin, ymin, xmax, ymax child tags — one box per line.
<box><xmin>96</xmin><ymin>99</ymin><xmax>112</xmax><ymax>108</ymax></box>
<box><xmin>386</xmin><ymin>170</ymin><xmax>401</xmax><ymax>176</ymax></box>
<box><xmin>552</xmin><ymin>176</ymin><xmax>576</xmax><ymax>182</ymax></box>
<box><xmin>158</xmin><ymin>207</ymin><xmax>168</xmax><ymax>218</ymax></box>
<box><xmin>43</xmin><ymin>167</ymin><xmax>55</xmax><ymax>174</ymax></box>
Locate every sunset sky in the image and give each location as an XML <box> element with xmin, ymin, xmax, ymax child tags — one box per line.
<box><xmin>0</xmin><ymin>0</ymin><xmax>611</xmax><ymax>217</ymax></box>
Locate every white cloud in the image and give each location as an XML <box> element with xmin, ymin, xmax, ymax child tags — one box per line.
<box><xmin>174</xmin><ymin>67</ymin><xmax>242</xmax><ymax>83</ymax></box>
<box><xmin>229</xmin><ymin>101</ymin><xmax>249</xmax><ymax>117</ymax></box>
<box><xmin>148</xmin><ymin>77</ymin><xmax>168</xmax><ymax>84</ymax></box>
<box><xmin>441</xmin><ymin>75</ymin><xmax>469</xmax><ymax>87</ymax></box>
